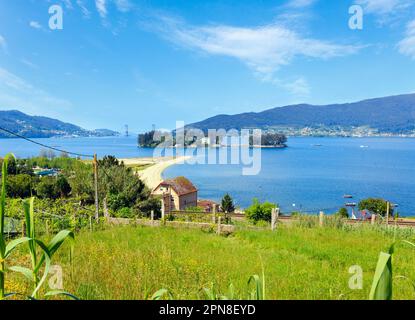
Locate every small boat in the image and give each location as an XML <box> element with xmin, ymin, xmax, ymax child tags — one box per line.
<box><xmin>312</xmin><ymin>144</ymin><xmax>323</xmax><ymax>147</ymax></box>
<box><xmin>343</xmin><ymin>195</ymin><xmax>353</xmax><ymax>199</ymax></box>
<box><xmin>345</xmin><ymin>202</ymin><xmax>357</xmax><ymax>207</ymax></box>
<box><xmin>360</xmin><ymin>145</ymin><xmax>369</xmax><ymax>148</ymax></box>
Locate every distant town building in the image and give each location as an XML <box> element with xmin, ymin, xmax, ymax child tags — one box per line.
<box><xmin>152</xmin><ymin>176</ymin><xmax>198</xmax><ymax>212</ymax></box>
<box><xmin>197</xmin><ymin>200</ymin><xmax>219</xmax><ymax>213</ymax></box>
<box><xmin>34</xmin><ymin>168</ymin><xmax>60</xmax><ymax>177</ymax></box>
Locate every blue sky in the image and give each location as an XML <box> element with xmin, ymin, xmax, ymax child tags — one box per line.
<box><xmin>0</xmin><ymin>0</ymin><xmax>414</xmax><ymax>132</ymax></box>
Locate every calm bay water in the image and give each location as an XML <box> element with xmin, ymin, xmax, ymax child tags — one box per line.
<box><xmin>0</xmin><ymin>136</ymin><xmax>414</xmax><ymax>215</ymax></box>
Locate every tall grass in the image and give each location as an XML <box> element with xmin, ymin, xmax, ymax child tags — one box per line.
<box><xmin>0</xmin><ymin>154</ymin><xmax>75</xmax><ymax>300</ymax></box>
<box><xmin>8</xmin><ymin>223</ymin><xmax>412</xmax><ymax>300</ymax></box>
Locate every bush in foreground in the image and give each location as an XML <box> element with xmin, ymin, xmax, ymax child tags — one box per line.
<box><xmin>244</xmin><ymin>198</ymin><xmax>277</xmax><ymax>224</ymax></box>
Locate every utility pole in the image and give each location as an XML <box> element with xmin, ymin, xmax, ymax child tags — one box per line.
<box><xmin>93</xmin><ymin>154</ymin><xmax>99</xmax><ymax>221</ymax></box>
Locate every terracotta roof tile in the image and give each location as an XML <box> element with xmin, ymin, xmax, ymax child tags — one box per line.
<box><xmin>160</xmin><ymin>176</ymin><xmax>198</xmax><ymax>196</ymax></box>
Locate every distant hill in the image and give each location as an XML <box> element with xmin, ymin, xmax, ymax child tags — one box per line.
<box><xmin>0</xmin><ymin>110</ymin><xmax>119</xmax><ymax>138</ymax></box>
<box><xmin>187</xmin><ymin>94</ymin><xmax>415</xmax><ymax>135</ymax></box>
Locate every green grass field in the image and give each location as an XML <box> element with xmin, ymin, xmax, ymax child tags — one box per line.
<box><xmin>7</xmin><ymin>223</ymin><xmax>415</xmax><ymax>300</ymax></box>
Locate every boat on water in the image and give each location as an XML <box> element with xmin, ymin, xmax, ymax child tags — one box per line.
<box><xmin>343</xmin><ymin>195</ymin><xmax>353</xmax><ymax>199</ymax></box>
<box><xmin>360</xmin><ymin>145</ymin><xmax>369</xmax><ymax>148</ymax></box>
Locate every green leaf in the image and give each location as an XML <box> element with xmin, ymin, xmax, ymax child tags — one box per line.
<box><xmin>31</xmin><ymin>250</ymin><xmax>51</xmax><ymax>298</ymax></box>
<box><xmin>33</xmin><ymin>239</ymin><xmax>51</xmax><ymax>274</ymax></box>
<box><xmin>151</xmin><ymin>289</ymin><xmax>173</xmax><ymax>300</ymax></box>
<box><xmin>5</xmin><ymin>237</ymin><xmax>31</xmax><ymax>258</ymax></box>
<box><xmin>227</xmin><ymin>283</ymin><xmax>235</xmax><ymax>300</ymax></box>
<box><xmin>23</xmin><ymin>198</ymin><xmax>37</xmax><ymax>269</ymax></box>
<box><xmin>47</xmin><ymin>230</ymin><xmax>75</xmax><ymax>257</ymax></box>
<box><xmin>201</xmin><ymin>287</ymin><xmax>215</xmax><ymax>300</ymax></box>
<box><xmin>9</xmin><ymin>266</ymin><xmax>34</xmax><ymax>282</ymax></box>
<box><xmin>248</xmin><ymin>274</ymin><xmax>263</xmax><ymax>300</ymax></box>
<box><xmin>369</xmin><ymin>251</ymin><xmax>393</xmax><ymax>300</ymax></box>
<box><xmin>45</xmin><ymin>290</ymin><xmax>80</xmax><ymax>300</ymax></box>
<box><xmin>401</xmin><ymin>240</ymin><xmax>415</xmax><ymax>249</ymax></box>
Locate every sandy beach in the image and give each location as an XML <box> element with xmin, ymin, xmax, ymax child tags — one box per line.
<box><xmin>119</xmin><ymin>156</ymin><xmax>191</xmax><ymax>190</ymax></box>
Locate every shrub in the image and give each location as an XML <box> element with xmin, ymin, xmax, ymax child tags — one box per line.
<box><xmin>245</xmin><ymin>199</ymin><xmax>277</xmax><ymax>224</ymax></box>
<box><xmin>116</xmin><ymin>207</ymin><xmax>135</xmax><ymax>218</ymax></box>
<box><xmin>185</xmin><ymin>206</ymin><xmax>204</xmax><ymax>212</ymax></box>
<box><xmin>36</xmin><ymin>177</ymin><xmax>58</xmax><ymax>199</ymax></box>
<box><xmin>136</xmin><ymin>198</ymin><xmax>162</xmax><ymax>218</ymax></box>
<box><xmin>336</xmin><ymin>207</ymin><xmax>349</xmax><ymax>219</ymax></box>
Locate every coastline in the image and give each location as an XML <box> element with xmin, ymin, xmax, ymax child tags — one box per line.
<box><xmin>120</xmin><ymin>156</ymin><xmax>191</xmax><ymax>190</ymax></box>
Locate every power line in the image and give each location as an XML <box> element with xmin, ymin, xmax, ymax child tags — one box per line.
<box><xmin>0</xmin><ymin>126</ymin><xmax>94</xmax><ymax>158</ymax></box>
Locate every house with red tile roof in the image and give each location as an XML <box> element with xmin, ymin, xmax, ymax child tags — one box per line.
<box><xmin>152</xmin><ymin>176</ymin><xmax>198</xmax><ymax>212</ymax></box>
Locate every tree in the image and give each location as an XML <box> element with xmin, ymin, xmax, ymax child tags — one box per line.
<box><xmin>336</xmin><ymin>207</ymin><xmax>349</xmax><ymax>219</ymax></box>
<box><xmin>358</xmin><ymin>198</ymin><xmax>393</xmax><ymax>217</ymax></box>
<box><xmin>245</xmin><ymin>199</ymin><xmax>277</xmax><ymax>224</ymax></box>
<box><xmin>221</xmin><ymin>193</ymin><xmax>235</xmax><ymax>223</ymax></box>
<box><xmin>0</xmin><ymin>158</ymin><xmax>33</xmax><ymax>176</ymax></box>
<box><xmin>98</xmin><ymin>155</ymin><xmax>121</xmax><ymax>168</ymax></box>
<box><xmin>249</xmin><ymin>132</ymin><xmax>287</xmax><ymax>147</ymax></box>
<box><xmin>138</xmin><ymin>130</ymin><xmax>167</xmax><ymax>147</ymax></box>
<box><xmin>69</xmin><ymin>161</ymin><xmax>94</xmax><ymax>203</ymax></box>
<box><xmin>6</xmin><ymin>174</ymin><xmax>34</xmax><ymax>198</ymax></box>
<box><xmin>47</xmin><ymin>150</ymin><xmax>56</xmax><ymax>159</ymax></box>
<box><xmin>136</xmin><ymin>198</ymin><xmax>162</xmax><ymax>218</ymax></box>
<box><xmin>261</xmin><ymin>133</ymin><xmax>287</xmax><ymax>146</ymax></box>
<box><xmin>101</xmin><ymin>163</ymin><xmax>148</xmax><ymax>211</ymax></box>
<box><xmin>5</xmin><ymin>157</ymin><xmax>17</xmax><ymax>175</ymax></box>
<box><xmin>55</xmin><ymin>175</ymin><xmax>71</xmax><ymax>198</ymax></box>
<box><xmin>36</xmin><ymin>177</ymin><xmax>58</xmax><ymax>200</ymax></box>
<box><xmin>221</xmin><ymin>194</ymin><xmax>235</xmax><ymax>213</ymax></box>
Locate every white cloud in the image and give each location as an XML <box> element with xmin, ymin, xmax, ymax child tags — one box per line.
<box><xmin>95</xmin><ymin>0</ymin><xmax>107</xmax><ymax>18</ymax></box>
<box><xmin>153</xmin><ymin>17</ymin><xmax>361</xmax><ymax>79</ymax></box>
<box><xmin>355</xmin><ymin>0</ymin><xmax>414</xmax><ymax>15</ymax></box>
<box><xmin>398</xmin><ymin>20</ymin><xmax>415</xmax><ymax>59</ymax></box>
<box><xmin>0</xmin><ymin>35</ymin><xmax>6</xmax><ymax>53</ymax></box>
<box><xmin>280</xmin><ymin>77</ymin><xmax>311</xmax><ymax>96</ymax></box>
<box><xmin>76</xmin><ymin>0</ymin><xmax>91</xmax><ymax>18</ymax></box>
<box><xmin>29</xmin><ymin>21</ymin><xmax>42</xmax><ymax>29</ymax></box>
<box><xmin>21</xmin><ymin>59</ymin><xmax>39</xmax><ymax>70</ymax></box>
<box><xmin>286</xmin><ymin>0</ymin><xmax>317</xmax><ymax>8</ymax></box>
<box><xmin>63</xmin><ymin>0</ymin><xmax>73</xmax><ymax>9</ymax></box>
<box><xmin>114</xmin><ymin>0</ymin><xmax>132</xmax><ymax>12</ymax></box>
<box><xmin>0</xmin><ymin>67</ymin><xmax>71</xmax><ymax>115</ymax></box>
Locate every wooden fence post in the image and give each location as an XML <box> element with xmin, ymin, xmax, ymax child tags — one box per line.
<box><xmin>212</xmin><ymin>206</ymin><xmax>216</xmax><ymax>224</ymax></box>
<box><xmin>386</xmin><ymin>201</ymin><xmax>390</xmax><ymax>226</ymax></box>
<box><xmin>217</xmin><ymin>216</ymin><xmax>222</xmax><ymax>235</ymax></box>
<box><xmin>319</xmin><ymin>211</ymin><xmax>324</xmax><ymax>227</ymax></box>
<box><xmin>371</xmin><ymin>213</ymin><xmax>376</xmax><ymax>225</ymax></box>
<box><xmin>161</xmin><ymin>199</ymin><xmax>165</xmax><ymax>221</ymax></box>
<box><xmin>271</xmin><ymin>208</ymin><xmax>279</xmax><ymax>231</ymax></box>
<box><xmin>150</xmin><ymin>210</ymin><xmax>154</xmax><ymax>223</ymax></box>
<box><xmin>103</xmin><ymin>196</ymin><xmax>110</xmax><ymax>219</ymax></box>
<box><xmin>89</xmin><ymin>216</ymin><xmax>92</xmax><ymax>232</ymax></box>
